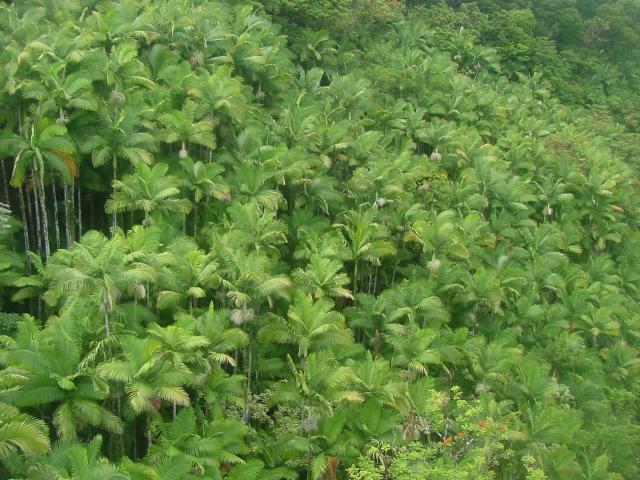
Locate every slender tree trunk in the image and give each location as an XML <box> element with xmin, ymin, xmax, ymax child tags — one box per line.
<box><xmin>233</xmin><ymin>349</ymin><xmax>238</xmax><ymax>374</ymax></box>
<box><xmin>30</xmin><ymin>182</ymin><xmax>42</xmax><ymax>256</ymax></box>
<box><xmin>112</xmin><ymin>156</ymin><xmax>117</xmax><ymax>231</ymax></box>
<box><xmin>77</xmin><ymin>183</ymin><xmax>82</xmax><ymax>238</ymax></box>
<box><xmin>353</xmin><ymin>260</ymin><xmax>358</xmax><ymax>294</ymax></box>
<box><xmin>373</xmin><ymin>265</ymin><xmax>379</xmax><ymax>295</ymax></box>
<box><xmin>51</xmin><ymin>182</ymin><xmax>61</xmax><ymax>250</ymax></box>
<box><xmin>103</xmin><ymin>310</ymin><xmax>111</xmax><ymax>337</ymax></box>
<box><xmin>243</xmin><ymin>327</ymin><xmax>253</xmax><ymax>423</ymax></box>
<box><xmin>0</xmin><ymin>158</ymin><xmax>10</xmax><ymax>208</ymax></box>
<box><xmin>63</xmin><ymin>183</ymin><xmax>72</xmax><ymax>247</ymax></box>
<box><xmin>193</xmin><ymin>202</ymin><xmax>198</xmax><ymax>237</ymax></box>
<box><xmin>18</xmin><ymin>187</ymin><xmax>31</xmax><ymax>270</ymax></box>
<box><xmin>36</xmin><ymin>177</ymin><xmax>51</xmax><ymax>260</ymax></box>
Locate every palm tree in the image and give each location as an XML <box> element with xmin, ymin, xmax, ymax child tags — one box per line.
<box><xmin>345</xmin><ymin>292</ymin><xmax>403</xmax><ymax>357</ymax></box>
<box><xmin>0</xmin><ymin>312</ymin><xmax>122</xmax><ymax>440</ymax></box>
<box><xmin>259</xmin><ymin>291</ymin><xmax>351</xmax><ymax>361</ymax></box>
<box><xmin>270</xmin><ymin>351</ymin><xmax>363</xmax><ymax>417</ymax></box>
<box><xmin>192</xmin><ymin>305</ymin><xmax>249</xmax><ymax>369</ymax></box>
<box><xmin>188</xmin><ymin>66</ymin><xmax>249</xmax><ymax>126</ymax></box>
<box><xmin>106</xmin><ymin>162</ymin><xmax>192</xmax><ymax>228</ymax></box>
<box><xmin>0</xmin><ymin>114</ymin><xmax>76</xmax><ymax>258</ymax></box>
<box><xmin>157</xmin><ymin>99</ymin><xmax>215</xmax><ymax>159</ymax></box>
<box><xmin>386</xmin><ymin>326</ymin><xmax>448</xmax><ymax>379</ymax></box>
<box><xmin>21</xmin><ymin>435</ymin><xmax>125</xmax><ymax>480</ymax></box>
<box><xmin>44</xmin><ymin>230</ymin><xmax>155</xmax><ymax>337</ymax></box>
<box><xmin>147</xmin><ymin>409</ymin><xmax>248</xmax><ymax>477</ymax></box>
<box><xmin>224</xmin><ymin>201</ymin><xmax>289</xmax><ymax>252</ymax></box>
<box><xmin>224</xmin><ymin>459</ymin><xmax>296</xmax><ymax>480</ymax></box>
<box><xmin>0</xmin><ymin>402</ymin><xmax>50</xmax><ymax>460</ymax></box>
<box><xmin>81</xmin><ymin>106</ymin><xmax>156</xmax><ymax>229</ymax></box>
<box><xmin>98</xmin><ymin>335</ymin><xmax>192</xmax><ymax>416</ymax></box>
<box><xmin>333</xmin><ymin>209</ymin><xmax>396</xmax><ymax>294</ymax></box>
<box><xmin>347</xmin><ymin>353</ymin><xmax>405</xmax><ymax>409</ymax></box>
<box><xmin>178</xmin><ymin>157</ymin><xmax>230</xmax><ymax>236</ymax></box>
<box><xmin>20</xmin><ymin>55</ymin><xmax>99</xmax><ymax>121</ymax></box>
<box><xmin>293</xmin><ymin>254</ymin><xmax>353</xmax><ymax>300</ymax></box>
<box><xmin>156</xmin><ymin>238</ymin><xmax>218</xmax><ymax>314</ymax></box>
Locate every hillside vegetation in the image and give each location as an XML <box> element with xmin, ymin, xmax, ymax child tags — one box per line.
<box><xmin>0</xmin><ymin>0</ymin><xmax>639</xmax><ymax>479</ymax></box>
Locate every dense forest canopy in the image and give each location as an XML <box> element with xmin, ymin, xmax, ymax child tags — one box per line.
<box><xmin>0</xmin><ymin>0</ymin><xmax>639</xmax><ymax>478</ymax></box>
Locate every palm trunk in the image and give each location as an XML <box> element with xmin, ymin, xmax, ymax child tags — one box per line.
<box><xmin>243</xmin><ymin>329</ymin><xmax>253</xmax><ymax>423</ymax></box>
<box><xmin>63</xmin><ymin>183</ymin><xmax>72</xmax><ymax>247</ymax></box>
<box><xmin>353</xmin><ymin>259</ymin><xmax>358</xmax><ymax>294</ymax></box>
<box><xmin>0</xmin><ymin>158</ymin><xmax>10</xmax><ymax>207</ymax></box>
<box><xmin>373</xmin><ymin>265</ymin><xmax>379</xmax><ymax>295</ymax></box>
<box><xmin>36</xmin><ymin>177</ymin><xmax>51</xmax><ymax>260</ymax></box>
<box><xmin>112</xmin><ymin>157</ymin><xmax>117</xmax><ymax>231</ymax></box>
<box><xmin>77</xmin><ymin>183</ymin><xmax>82</xmax><ymax>238</ymax></box>
<box><xmin>18</xmin><ymin>187</ymin><xmax>31</xmax><ymax>270</ymax></box>
<box><xmin>193</xmin><ymin>202</ymin><xmax>198</xmax><ymax>237</ymax></box>
<box><xmin>29</xmin><ymin>182</ymin><xmax>42</xmax><ymax>256</ymax></box>
<box><xmin>103</xmin><ymin>310</ymin><xmax>111</xmax><ymax>337</ymax></box>
<box><xmin>51</xmin><ymin>182</ymin><xmax>61</xmax><ymax>250</ymax></box>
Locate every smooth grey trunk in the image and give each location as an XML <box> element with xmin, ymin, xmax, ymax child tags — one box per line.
<box><xmin>243</xmin><ymin>330</ymin><xmax>253</xmax><ymax>423</ymax></box>
<box><xmin>63</xmin><ymin>183</ymin><xmax>72</xmax><ymax>247</ymax></box>
<box><xmin>29</xmin><ymin>183</ymin><xmax>42</xmax><ymax>256</ymax></box>
<box><xmin>36</xmin><ymin>176</ymin><xmax>51</xmax><ymax>260</ymax></box>
<box><xmin>103</xmin><ymin>310</ymin><xmax>111</xmax><ymax>337</ymax></box>
<box><xmin>18</xmin><ymin>187</ymin><xmax>30</xmax><ymax>270</ymax></box>
<box><xmin>25</xmin><ymin>186</ymin><xmax>35</xmax><ymax>253</ymax></box>
<box><xmin>112</xmin><ymin>157</ymin><xmax>117</xmax><ymax>232</ymax></box>
<box><xmin>353</xmin><ymin>259</ymin><xmax>358</xmax><ymax>294</ymax></box>
<box><xmin>51</xmin><ymin>182</ymin><xmax>61</xmax><ymax>250</ymax></box>
<box><xmin>373</xmin><ymin>265</ymin><xmax>379</xmax><ymax>295</ymax></box>
<box><xmin>193</xmin><ymin>203</ymin><xmax>198</xmax><ymax>237</ymax></box>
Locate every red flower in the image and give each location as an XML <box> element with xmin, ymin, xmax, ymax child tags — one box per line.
<box><xmin>456</xmin><ymin>432</ymin><xmax>464</xmax><ymax>439</ymax></box>
<box><xmin>442</xmin><ymin>436</ymin><xmax>453</xmax><ymax>446</ymax></box>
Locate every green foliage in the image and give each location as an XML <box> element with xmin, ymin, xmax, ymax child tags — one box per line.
<box><xmin>270</xmin><ymin>0</ymin><xmax>403</xmax><ymax>29</ymax></box>
<box><xmin>0</xmin><ymin>0</ymin><xmax>638</xmax><ymax>479</ymax></box>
